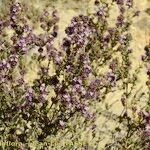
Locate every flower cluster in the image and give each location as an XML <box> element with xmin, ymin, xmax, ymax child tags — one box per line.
<box><xmin>0</xmin><ymin>1</ymin><xmax>147</xmax><ymax>149</ymax></box>
<box><xmin>63</xmin><ymin>15</ymin><xmax>96</xmax><ymax>49</ymax></box>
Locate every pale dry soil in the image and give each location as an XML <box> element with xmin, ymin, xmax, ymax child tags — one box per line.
<box><xmin>0</xmin><ymin>0</ymin><xmax>150</xmax><ymax>149</ymax></box>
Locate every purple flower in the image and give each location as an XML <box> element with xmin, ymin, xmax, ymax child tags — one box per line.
<box><xmin>89</xmin><ymin>79</ymin><xmax>101</xmax><ymax>90</ymax></box>
<box><xmin>133</xmin><ymin>11</ymin><xmax>140</xmax><ymax>17</ymax></box>
<box><xmin>144</xmin><ymin>46</ymin><xmax>150</xmax><ymax>60</ymax></box>
<box><xmin>147</xmin><ymin>65</ymin><xmax>150</xmax><ymax>76</ymax></box>
<box><xmin>62</xmin><ymin>94</ymin><xmax>71</xmax><ymax>104</ymax></box>
<box><xmin>128</xmin><ymin>48</ymin><xmax>133</xmax><ymax>53</ymax></box>
<box><xmin>145</xmin><ymin>124</ymin><xmax>150</xmax><ymax>130</ymax></box>
<box><xmin>108</xmin><ymin>27</ymin><xmax>117</xmax><ymax>36</ymax></box>
<box><xmin>126</xmin><ymin>0</ymin><xmax>133</xmax><ymax>8</ymax></box>
<box><xmin>103</xmin><ymin>35</ymin><xmax>111</xmax><ymax>43</ymax></box>
<box><xmin>53</xmin><ymin>25</ymin><xmax>59</xmax><ymax>33</ymax></box>
<box><xmin>73</xmin><ymin>77</ymin><xmax>83</xmax><ymax>85</ymax></box>
<box><xmin>25</xmin><ymin>87</ymin><xmax>33</xmax><ymax>101</ymax></box>
<box><xmin>8</xmin><ymin>54</ymin><xmax>18</xmax><ymax>67</ymax></box>
<box><xmin>121</xmin><ymin>97</ymin><xmax>126</xmax><ymax>106</ymax></box>
<box><xmin>65</xmin><ymin>26</ymin><xmax>74</xmax><ymax>35</ymax></box>
<box><xmin>54</xmin><ymin>55</ymin><xmax>63</xmax><ymax>65</ymax></box>
<box><xmin>59</xmin><ymin>120</ymin><xmax>65</xmax><ymax>129</ymax></box>
<box><xmin>145</xmin><ymin>112</ymin><xmax>150</xmax><ymax>124</ymax></box>
<box><xmin>17</xmin><ymin>78</ymin><xmax>25</xmax><ymax>85</ymax></box>
<box><xmin>62</xmin><ymin>38</ymin><xmax>71</xmax><ymax>49</ymax></box>
<box><xmin>87</xmin><ymin>112</ymin><xmax>96</xmax><ymax>121</ymax></box>
<box><xmin>91</xmin><ymin>124</ymin><xmax>97</xmax><ymax>130</ymax></box>
<box><xmin>119</xmin><ymin>7</ymin><xmax>126</xmax><ymax>14</ymax></box>
<box><xmin>43</xmin><ymin>11</ymin><xmax>49</xmax><ymax>17</ymax></box>
<box><xmin>21</xmin><ymin>47</ymin><xmax>29</xmax><ymax>54</ymax></box>
<box><xmin>116</xmin><ymin>0</ymin><xmax>124</xmax><ymax>5</ymax></box>
<box><xmin>106</xmin><ymin>72</ymin><xmax>116</xmax><ymax>82</ymax></box>
<box><xmin>85</xmin><ymin>89</ymin><xmax>97</xmax><ymax>99</ymax></box>
<box><xmin>81</xmin><ymin>147</ymin><xmax>89</xmax><ymax>150</ymax></box>
<box><xmin>46</xmin><ymin>43</ymin><xmax>53</xmax><ymax>53</ymax></box>
<box><xmin>10</xmin><ymin>15</ymin><xmax>17</xmax><ymax>22</ymax></box>
<box><xmin>83</xmin><ymin>64</ymin><xmax>92</xmax><ymax>74</ymax></box>
<box><xmin>0</xmin><ymin>74</ymin><xmax>5</xmax><ymax>82</ymax></box>
<box><xmin>146</xmin><ymin>81</ymin><xmax>150</xmax><ymax>86</ymax></box>
<box><xmin>109</xmin><ymin>59</ymin><xmax>118</xmax><ymax>71</ymax></box>
<box><xmin>48</xmin><ymin>48</ymin><xmax>57</xmax><ymax>59</ymax></box>
<box><xmin>119</xmin><ymin>35</ymin><xmax>126</xmax><ymax>44</ymax></box>
<box><xmin>116</xmin><ymin>15</ymin><xmax>124</xmax><ymax>27</ymax></box>
<box><xmin>40</xmin><ymin>67</ymin><xmax>48</xmax><ymax>75</ymax></box>
<box><xmin>51</xmin><ymin>31</ymin><xmax>58</xmax><ymax>38</ymax></box>
<box><xmin>94</xmin><ymin>0</ymin><xmax>99</xmax><ymax>5</ymax></box>
<box><xmin>23</xmin><ymin>24</ymin><xmax>32</xmax><ymax>33</ymax></box>
<box><xmin>97</xmin><ymin>7</ymin><xmax>106</xmax><ymax>17</ymax></box>
<box><xmin>38</xmin><ymin>47</ymin><xmax>43</xmax><ymax>53</ymax></box>
<box><xmin>10</xmin><ymin>3</ymin><xmax>21</xmax><ymax>14</ymax></box>
<box><xmin>17</xmin><ymin>38</ymin><xmax>26</xmax><ymax>48</ymax></box>
<box><xmin>40</xmin><ymin>84</ymin><xmax>46</xmax><ymax>93</ymax></box>
<box><xmin>51</xmin><ymin>10</ymin><xmax>59</xmax><ymax>23</ymax></box>
<box><xmin>72</xmin><ymin>84</ymin><xmax>85</xmax><ymax>95</ymax></box>
<box><xmin>66</xmin><ymin>64</ymin><xmax>74</xmax><ymax>72</ymax></box>
<box><xmin>52</xmin><ymin>10</ymin><xmax>59</xmax><ymax>18</ymax></box>
<box><xmin>143</xmin><ymin>130</ymin><xmax>150</xmax><ymax>138</ymax></box>
<box><xmin>64</xmin><ymin>15</ymin><xmax>95</xmax><ymax>48</ymax></box>
<box><xmin>141</xmin><ymin>55</ymin><xmax>146</xmax><ymax>61</ymax></box>
<box><xmin>94</xmin><ymin>78</ymin><xmax>101</xmax><ymax>85</ymax></box>
<box><xmin>80</xmin><ymin>86</ymin><xmax>86</xmax><ymax>96</ymax></box>
<box><xmin>39</xmin><ymin>94</ymin><xmax>46</xmax><ymax>102</ymax></box>
<box><xmin>0</xmin><ymin>20</ymin><xmax>3</xmax><ymax>28</ymax></box>
<box><xmin>79</xmin><ymin>104</ymin><xmax>90</xmax><ymax>116</ymax></box>
<box><xmin>0</xmin><ymin>60</ymin><xmax>10</xmax><ymax>71</ymax></box>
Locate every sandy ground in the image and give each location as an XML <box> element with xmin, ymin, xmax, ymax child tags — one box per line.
<box><xmin>0</xmin><ymin>0</ymin><xmax>150</xmax><ymax>149</ymax></box>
